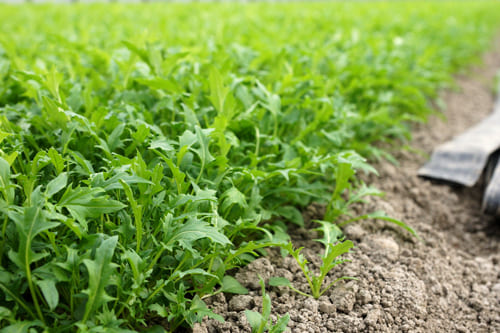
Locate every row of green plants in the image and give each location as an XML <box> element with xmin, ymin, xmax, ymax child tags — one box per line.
<box><xmin>0</xmin><ymin>2</ymin><xmax>499</xmax><ymax>332</ymax></box>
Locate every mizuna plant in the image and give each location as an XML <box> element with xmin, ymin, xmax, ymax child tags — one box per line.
<box><xmin>270</xmin><ymin>223</ymin><xmax>355</xmax><ymax>300</ymax></box>
<box><xmin>0</xmin><ymin>1</ymin><xmax>499</xmax><ymax>331</ymax></box>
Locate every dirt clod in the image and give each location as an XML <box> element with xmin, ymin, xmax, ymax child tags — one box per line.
<box><xmin>229</xmin><ymin>295</ymin><xmax>255</xmax><ymax>312</ymax></box>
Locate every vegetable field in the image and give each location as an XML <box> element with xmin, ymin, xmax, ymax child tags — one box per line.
<box><xmin>0</xmin><ymin>2</ymin><xmax>499</xmax><ymax>332</ymax></box>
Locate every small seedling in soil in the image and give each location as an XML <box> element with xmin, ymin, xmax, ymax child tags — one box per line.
<box><xmin>270</xmin><ymin>223</ymin><xmax>356</xmax><ymax>299</ymax></box>
<box><xmin>245</xmin><ymin>278</ymin><xmax>290</xmax><ymax>333</ymax></box>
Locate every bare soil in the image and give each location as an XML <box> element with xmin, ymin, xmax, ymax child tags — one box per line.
<box><xmin>195</xmin><ymin>39</ymin><xmax>500</xmax><ymax>333</ymax></box>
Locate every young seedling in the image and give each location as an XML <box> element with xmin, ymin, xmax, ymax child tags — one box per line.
<box><xmin>270</xmin><ymin>222</ymin><xmax>355</xmax><ymax>299</ymax></box>
<box><xmin>245</xmin><ymin>277</ymin><xmax>290</xmax><ymax>333</ymax></box>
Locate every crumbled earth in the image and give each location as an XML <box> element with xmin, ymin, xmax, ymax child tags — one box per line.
<box><xmin>195</xmin><ymin>38</ymin><xmax>500</xmax><ymax>333</ymax></box>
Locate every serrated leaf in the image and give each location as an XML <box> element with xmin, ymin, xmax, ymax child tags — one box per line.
<box><xmin>347</xmin><ymin>185</ymin><xmax>384</xmax><ymax>205</ymax></box>
<box><xmin>48</xmin><ymin>147</ymin><xmax>65</xmax><ymax>174</ymax></box>
<box><xmin>149</xmin><ymin>139</ymin><xmax>175</xmax><ymax>153</ymax></box>
<box><xmin>163</xmin><ymin>219</ymin><xmax>231</xmax><ymax>251</ymax></box>
<box><xmin>122</xmin><ymin>249</ymin><xmax>144</xmax><ymax>282</ymax></box>
<box><xmin>89</xmin><ymin>172</ymin><xmax>153</xmax><ymax>191</ymax></box>
<box><xmin>8</xmin><ymin>207</ymin><xmax>59</xmax><ymax>270</ymax></box>
<box><xmin>194</xmin><ymin>126</ymin><xmax>215</xmax><ymax>165</ymax></box>
<box><xmin>220</xmin><ymin>187</ymin><xmax>248</xmax><ymax>215</ymax></box>
<box><xmin>314</xmin><ymin>221</ymin><xmax>344</xmax><ymax>251</ymax></box>
<box><xmin>320</xmin><ymin>240</ymin><xmax>354</xmax><ymax>276</ymax></box>
<box><xmin>82</xmin><ymin>236</ymin><xmax>118</xmax><ymax>322</ymax></box>
<box><xmin>148</xmin><ymin>304</ymin><xmax>168</xmax><ymax>318</ymax></box>
<box><xmin>333</xmin><ymin>162</ymin><xmax>355</xmax><ymax>200</ymax></box>
<box><xmin>119</xmin><ymin>179</ymin><xmax>142</xmax><ymax>251</ymax></box>
<box><xmin>58</xmin><ymin>186</ymin><xmax>126</xmax><ymax>225</ymax></box>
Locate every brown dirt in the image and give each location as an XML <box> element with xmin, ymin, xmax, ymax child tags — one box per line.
<box><xmin>195</xmin><ymin>38</ymin><xmax>500</xmax><ymax>333</ymax></box>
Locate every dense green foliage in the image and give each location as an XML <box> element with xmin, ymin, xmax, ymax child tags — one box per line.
<box><xmin>0</xmin><ymin>2</ymin><xmax>499</xmax><ymax>331</ymax></box>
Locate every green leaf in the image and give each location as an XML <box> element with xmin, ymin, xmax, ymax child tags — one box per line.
<box><xmin>365</xmin><ymin>211</ymin><xmax>420</xmax><ymax>239</ymax></box>
<box><xmin>89</xmin><ymin>172</ymin><xmax>153</xmax><ymax>191</ymax></box>
<box><xmin>347</xmin><ymin>185</ymin><xmax>384</xmax><ymax>205</ymax></box>
<box><xmin>163</xmin><ymin>219</ymin><xmax>231</xmax><ymax>251</ymax></box>
<box><xmin>320</xmin><ymin>240</ymin><xmax>354</xmax><ymax>276</ymax></box>
<box><xmin>122</xmin><ymin>40</ymin><xmax>152</xmax><ymax>70</ymax></box>
<box><xmin>119</xmin><ymin>179</ymin><xmax>143</xmax><ymax>251</ymax></box>
<box><xmin>82</xmin><ymin>236</ymin><xmax>119</xmax><ymax>322</ymax></box>
<box><xmin>269</xmin><ymin>277</ymin><xmax>291</xmax><ymax>288</ymax></box>
<box><xmin>333</xmin><ymin>162</ymin><xmax>355</xmax><ymax>200</ymax></box>
<box><xmin>0</xmin><ymin>157</ymin><xmax>14</xmax><ymax>203</ymax></box>
<box><xmin>0</xmin><ymin>321</ymin><xmax>43</xmax><ymax>333</ymax></box>
<box><xmin>150</xmin><ymin>139</ymin><xmax>174</xmax><ymax>153</ymax></box>
<box><xmin>46</xmin><ymin>172</ymin><xmax>68</xmax><ymax>198</ymax></box>
<box><xmin>209</xmin><ymin>66</ymin><xmax>229</xmax><ymax>114</ymax></box>
<box><xmin>47</xmin><ymin>147</ymin><xmax>65</xmax><ymax>174</ymax></box>
<box><xmin>245</xmin><ymin>310</ymin><xmax>263</xmax><ymax>332</ymax></box>
<box><xmin>190</xmin><ymin>295</ymin><xmax>224</xmax><ymax>324</ymax></box>
<box><xmin>194</xmin><ymin>126</ymin><xmax>215</xmax><ymax>165</ymax></box>
<box><xmin>314</xmin><ymin>221</ymin><xmax>344</xmax><ymax>253</ymax></box>
<box><xmin>260</xmin><ymin>278</ymin><xmax>271</xmax><ymax>319</ymax></box>
<box><xmin>36</xmin><ymin>279</ymin><xmax>59</xmax><ymax>310</ymax></box>
<box><xmin>221</xmin><ymin>276</ymin><xmax>248</xmax><ymax>294</ymax></box>
<box><xmin>170</xmin><ymin>268</ymin><xmax>216</xmax><ymax>281</ymax></box>
<box><xmin>275</xmin><ymin>206</ymin><xmax>304</xmax><ymax>226</ymax></box>
<box><xmin>0</xmin><ymin>130</ymin><xmax>11</xmax><ymax>145</ymax></box>
<box><xmin>58</xmin><ymin>186</ymin><xmax>126</xmax><ymax>226</ymax></box>
<box><xmin>136</xmin><ymin>77</ymin><xmax>181</xmax><ymax>93</ymax></box>
<box><xmin>1</xmin><ymin>151</ymin><xmax>18</xmax><ymax>166</ymax></box>
<box><xmin>148</xmin><ymin>304</ymin><xmax>168</xmax><ymax>318</ymax></box>
<box><xmin>220</xmin><ymin>187</ymin><xmax>248</xmax><ymax>215</ymax></box>
<box><xmin>0</xmin><ymin>306</ymin><xmax>11</xmax><ymax>320</ymax></box>
<box><xmin>0</xmin><ymin>280</ymin><xmax>37</xmax><ymax>320</ymax></box>
<box><xmin>269</xmin><ymin>313</ymin><xmax>290</xmax><ymax>333</ymax></box>
<box><xmin>107</xmin><ymin>123</ymin><xmax>125</xmax><ymax>152</ymax></box>
<box><xmin>8</xmin><ymin>207</ymin><xmax>59</xmax><ymax>270</ymax></box>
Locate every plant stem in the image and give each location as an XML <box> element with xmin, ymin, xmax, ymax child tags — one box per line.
<box><xmin>26</xmin><ymin>262</ymin><xmax>45</xmax><ymax>324</ymax></box>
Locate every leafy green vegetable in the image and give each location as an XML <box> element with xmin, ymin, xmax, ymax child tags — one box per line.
<box><xmin>271</xmin><ymin>222</ymin><xmax>356</xmax><ymax>299</ymax></box>
<box><xmin>0</xmin><ymin>1</ymin><xmax>498</xmax><ymax>331</ymax></box>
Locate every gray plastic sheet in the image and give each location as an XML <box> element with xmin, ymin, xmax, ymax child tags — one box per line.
<box><xmin>418</xmin><ymin>103</ymin><xmax>500</xmax><ymax>186</ymax></box>
<box><xmin>418</xmin><ymin>85</ymin><xmax>500</xmax><ymax>215</ymax></box>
